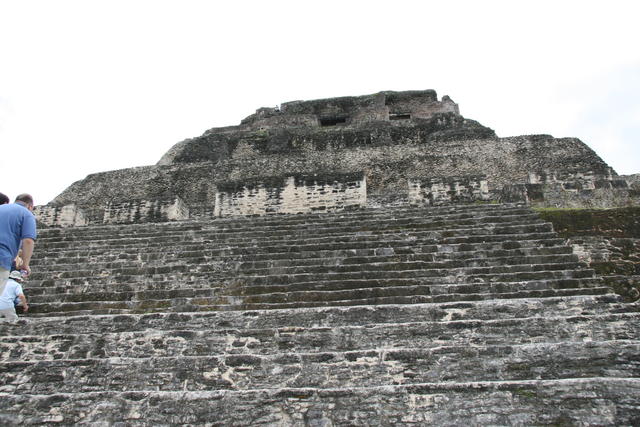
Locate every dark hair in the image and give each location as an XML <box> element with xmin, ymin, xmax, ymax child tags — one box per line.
<box><xmin>15</xmin><ymin>194</ymin><xmax>34</xmax><ymax>205</ymax></box>
<box><xmin>0</xmin><ymin>192</ymin><xmax>9</xmax><ymax>205</ymax></box>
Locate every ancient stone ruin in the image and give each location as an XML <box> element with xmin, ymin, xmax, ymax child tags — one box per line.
<box><xmin>1</xmin><ymin>90</ymin><xmax>639</xmax><ymax>425</ymax></box>
<box><xmin>36</xmin><ymin>89</ymin><xmax>638</xmax><ymax>227</ymax></box>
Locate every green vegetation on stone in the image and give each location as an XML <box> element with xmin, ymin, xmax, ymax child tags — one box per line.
<box><xmin>534</xmin><ymin>207</ymin><xmax>640</xmax><ymax>238</ymax></box>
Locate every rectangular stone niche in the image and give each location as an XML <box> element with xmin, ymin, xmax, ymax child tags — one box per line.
<box><xmin>319</xmin><ymin>117</ymin><xmax>348</xmax><ymax>127</ymax></box>
<box><xmin>103</xmin><ymin>197</ymin><xmax>190</xmax><ymax>224</ymax></box>
<box><xmin>389</xmin><ymin>113</ymin><xmax>411</xmax><ymax>120</ymax></box>
<box><xmin>214</xmin><ymin>173</ymin><xmax>366</xmax><ymax>217</ymax></box>
<box><xmin>408</xmin><ymin>175</ymin><xmax>489</xmax><ymax>205</ymax></box>
<box><xmin>34</xmin><ymin>204</ymin><xmax>88</xmax><ymax>228</ymax></box>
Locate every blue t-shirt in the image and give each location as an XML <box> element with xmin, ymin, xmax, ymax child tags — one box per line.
<box><xmin>0</xmin><ymin>279</ymin><xmax>23</xmax><ymax>310</ymax></box>
<box><xmin>0</xmin><ymin>203</ymin><xmax>37</xmax><ymax>270</ymax></box>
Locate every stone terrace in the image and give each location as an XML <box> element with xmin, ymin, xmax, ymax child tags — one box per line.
<box><xmin>1</xmin><ymin>203</ymin><xmax>639</xmax><ymax>425</ymax></box>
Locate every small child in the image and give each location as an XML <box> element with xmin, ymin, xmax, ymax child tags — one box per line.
<box><xmin>0</xmin><ymin>270</ymin><xmax>28</xmax><ymax>322</ymax></box>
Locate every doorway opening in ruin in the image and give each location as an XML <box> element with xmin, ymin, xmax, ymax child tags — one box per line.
<box><xmin>389</xmin><ymin>113</ymin><xmax>411</xmax><ymax>120</ymax></box>
<box><xmin>320</xmin><ymin>117</ymin><xmax>347</xmax><ymax>126</ymax></box>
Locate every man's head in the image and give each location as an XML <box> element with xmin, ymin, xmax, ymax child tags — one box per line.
<box><xmin>15</xmin><ymin>194</ymin><xmax>34</xmax><ymax>211</ymax></box>
<box><xmin>0</xmin><ymin>192</ymin><xmax>9</xmax><ymax>205</ymax></box>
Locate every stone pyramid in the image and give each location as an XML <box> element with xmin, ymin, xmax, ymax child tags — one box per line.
<box><xmin>1</xmin><ymin>91</ymin><xmax>639</xmax><ymax>425</ymax></box>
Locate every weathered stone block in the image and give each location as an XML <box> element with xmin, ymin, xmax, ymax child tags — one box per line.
<box><xmin>408</xmin><ymin>176</ymin><xmax>489</xmax><ymax>205</ymax></box>
<box><xmin>103</xmin><ymin>197</ymin><xmax>189</xmax><ymax>224</ymax></box>
<box><xmin>214</xmin><ymin>173</ymin><xmax>366</xmax><ymax>217</ymax></box>
<box><xmin>34</xmin><ymin>204</ymin><xmax>88</xmax><ymax>228</ymax></box>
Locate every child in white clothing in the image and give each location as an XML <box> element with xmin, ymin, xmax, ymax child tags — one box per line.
<box><xmin>0</xmin><ymin>270</ymin><xmax>28</xmax><ymax>322</ymax></box>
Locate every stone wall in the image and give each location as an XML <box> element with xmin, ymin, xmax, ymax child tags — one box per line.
<box><xmin>214</xmin><ymin>173</ymin><xmax>366</xmax><ymax>217</ymax></box>
<box><xmin>34</xmin><ymin>204</ymin><xmax>88</xmax><ymax>228</ymax></box>
<box><xmin>408</xmin><ymin>176</ymin><xmax>489</xmax><ymax>205</ymax></box>
<box><xmin>621</xmin><ymin>173</ymin><xmax>640</xmax><ymax>190</ymax></box>
<box><xmin>52</xmin><ymin>163</ymin><xmax>217</xmax><ymax>221</ymax></box>
<box><xmin>157</xmin><ymin>134</ymin><xmax>611</xmax><ymax>198</ymax></box>
<box><xmin>53</xmin><ymin>133</ymin><xmax>627</xmax><ymax>219</ymax></box>
<box><xmin>526</xmin><ymin>170</ymin><xmax>624</xmax><ymax>188</ymax></box>
<box><xmin>496</xmin><ymin>170</ymin><xmax>638</xmax><ymax>208</ymax></box>
<box><xmin>537</xmin><ymin>207</ymin><xmax>640</xmax><ymax>301</ymax></box>
<box><xmin>525</xmin><ymin>169</ymin><xmax>636</xmax><ymax>208</ymax></box>
<box><xmin>535</xmin><ymin>186</ymin><xmax>638</xmax><ymax>209</ymax></box>
<box><xmin>103</xmin><ymin>197</ymin><xmax>190</xmax><ymax>224</ymax></box>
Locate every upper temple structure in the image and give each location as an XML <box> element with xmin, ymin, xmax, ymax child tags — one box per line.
<box><xmin>38</xmin><ymin>89</ymin><xmax>637</xmax><ymax>227</ymax></box>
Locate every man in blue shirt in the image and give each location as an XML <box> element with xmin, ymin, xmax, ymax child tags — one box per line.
<box><xmin>0</xmin><ymin>194</ymin><xmax>37</xmax><ymax>295</ymax></box>
<box><xmin>0</xmin><ymin>270</ymin><xmax>28</xmax><ymax>322</ymax></box>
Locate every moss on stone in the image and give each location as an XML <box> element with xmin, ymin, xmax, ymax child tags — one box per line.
<box><xmin>535</xmin><ymin>207</ymin><xmax>640</xmax><ymax>238</ymax></box>
<box><xmin>592</xmin><ymin>261</ymin><xmax>637</xmax><ymax>276</ymax></box>
<box><xmin>512</xmin><ymin>389</ymin><xmax>538</xmax><ymax>399</ymax></box>
<box><xmin>601</xmin><ymin>276</ymin><xmax>640</xmax><ymax>303</ymax></box>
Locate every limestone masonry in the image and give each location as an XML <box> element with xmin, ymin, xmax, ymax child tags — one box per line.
<box><xmin>3</xmin><ymin>90</ymin><xmax>639</xmax><ymax>425</ymax></box>
<box><xmin>41</xmin><ymin>90</ymin><xmax>637</xmax><ymax>226</ymax></box>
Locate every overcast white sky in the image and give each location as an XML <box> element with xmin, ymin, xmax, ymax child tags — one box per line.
<box><xmin>1</xmin><ymin>0</ymin><xmax>638</xmax><ymax>204</ymax></box>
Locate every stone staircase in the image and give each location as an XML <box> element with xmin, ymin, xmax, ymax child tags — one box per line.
<box><xmin>1</xmin><ymin>203</ymin><xmax>639</xmax><ymax>425</ymax></box>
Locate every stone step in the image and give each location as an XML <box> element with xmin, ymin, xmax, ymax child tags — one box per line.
<box><xmin>29</xmin><ymin>287</ymin><xmax>218</xmax><ymax>303</ymax></box>
<box><xmin>24</xmin><ymin>278</ymin><xmax>223</xmax><ymax>296</ymax></box>
<box><xmin>23</xmin><ymin>286</ymin><xmax>614</xmax><ymax>317</ymax></box>
<box><xmin>27</xmin><ymin>234</ymin><xmax>574</xmax><ymax>269</ymax></box>
<box><xmin>2</xmin><ymin>312</ymin><xmax>637</xmax><ymax>362</ymax></box>
<box><xmin>29</xmin><ymin>244</ymin><xmax>575</xmax><ymax>273</ymax></box>
<box><xmin>35</xmin><ymin>204</ymin><xmax>533</xmax><ymax>241</ymax></box>
<box><xmin>236</xmin><ymin>246</ymin><xmax>576</xmax><ymax>270</ymax></box>
<box><xmin>2</xmin><ymin>378</ymin><xmax>637</xmax><ymax>425</ymax></box>
<box><xmin>232</xmin><ymin>278</ymin><xmax>605</xmax><ymax>305</ymax></box>
<box><xmin>34</xmin><ymin>220</ymin><xmax>554</xmax><ymax>255</ymax></box>
<box><xmin>25</xmin><ymin>275</ymin><xmax>604</xmax><ymax>301</ymax></box>
<box><xmin>227</xmin><ymin>263</ymin><xmax>594</xmax><ymax>288</ymax></box>
<box><xmin>1</xmin><ymin>341</ymin><xmax>638</xmax><ymax>394</ymax></box>
<box><xmin>8</xmin><ymin>200</ymin><xmax>634</xmax><ymax>426</ymax></box>
<box><xmin>27</xmin><ymin>253</ymin><xmax>581</xmax><ymax>284</ymax></box>
<box><xmin>36</xmin><ymin>210</ymin><xmax>544</xmax><ymax>247</ymax></box>
<box><xmin>0</xmin><ymin>294</ymin><xmax>631</xmax><ymax>335</ymax></box>
<box><xmin>208</xmin><ymin>287</ymin><xmax>614</xmax><ymax>312</ymax></box>
<box><xmin>232</xmin><ymin>254</ymin><xmax>582</xmax><ymax>276</ymax></box>
<box><xmin>24</xmin><ymin>263</ymin><xmax>595</xmax><ymax>294</ymax></box>
<box><xmin>30</xmin><ymin>236</ymin><xmax>569</xmax><ymax>270</ymax></box>
<box><xmin>26</xmin><ymin>276</ymin><xmax>602</xmax><ymax>306</ymax></box>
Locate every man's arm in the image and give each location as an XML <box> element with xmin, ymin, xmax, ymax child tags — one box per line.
<box><xmin>18</xmin><ymin>293</ymin><xmax>28</xmax><ymax>312</ymax></box>
<box><xmin>20</xmin><ymin>238</ymin><xmax>35</xmax><ymax>276</ymax></box>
